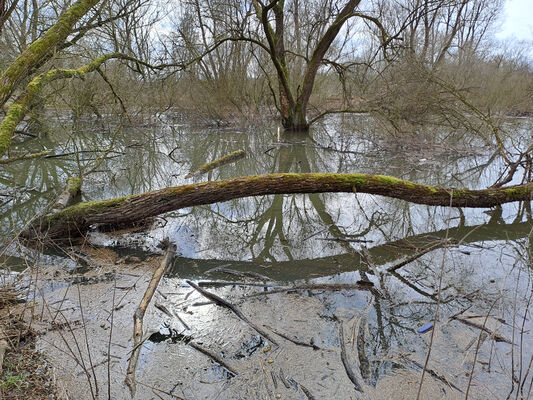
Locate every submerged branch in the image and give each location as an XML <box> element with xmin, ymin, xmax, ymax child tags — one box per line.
<box><xmin>22</xmin><ymin>172</ymin><xmax>533</xmax><ymax>240</ymax></box>
<box><xmin>185</xmin><ymin>149</ymin><xmax>246</xmax><ymax>178</ymax></box>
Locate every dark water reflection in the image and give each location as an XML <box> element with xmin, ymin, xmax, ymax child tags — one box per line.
<box><xmin>2</xmin><ymin>114</ymin><xmax>533</xmax><ymax>397</ymax></box>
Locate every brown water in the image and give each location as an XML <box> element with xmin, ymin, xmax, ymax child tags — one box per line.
<box><xmin>1</xmin><ymin>114</ymin><xmax>533</xmax><ymax>399</ymax></box>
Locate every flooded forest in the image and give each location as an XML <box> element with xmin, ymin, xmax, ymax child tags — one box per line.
<box><xmin>1</xmin><ymin>0</ymin><xmax>533</xmax><ymax>399</ymax></box>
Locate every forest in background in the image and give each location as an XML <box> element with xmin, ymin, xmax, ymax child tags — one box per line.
<box><xmin>0</xmin><ymin>0</ymin><xmax>531</xmax><ymax>136</ymax></box>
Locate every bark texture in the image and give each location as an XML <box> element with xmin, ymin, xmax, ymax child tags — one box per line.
<box><xmin>24</xmin><ymin>172</ymin><xmax>533</xmax><ymax>240</ymax></box>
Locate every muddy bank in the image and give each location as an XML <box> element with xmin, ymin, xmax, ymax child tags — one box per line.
<box><xmin>28</xmin><ymin>243</ymin><xmax>523</xmax><ymax>400</ymax></box>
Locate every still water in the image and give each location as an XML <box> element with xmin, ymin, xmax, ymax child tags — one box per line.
<box><xmin>1</xmin><ymin>114</ymin><xmax>533</xmax><ymax>399</ymax></box>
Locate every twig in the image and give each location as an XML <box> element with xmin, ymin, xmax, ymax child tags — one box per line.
<box><xmin>402</xmin><ymin>355</ymin><xmax>464</xmax><ymax>393</ymax></box>
<box><xmin>264</xmin><ymin>324</ymin><xmax>321</xmax><ymax>350</ymax></box>
<box><xmin>188</xmin><ymin>342</ymin><xmax>238</xmax><ymax>376</ymax></box>
<box><xmin>298</xmin><ymin>382</ymin><xmax>317</xmax><ymax>400</ymax></box>
<box><xmin>465</xmin><ymin>300</ymin><xmax>499</xmax><ymax>398</ymax></box>
<box><xmin>452</xmin><ymin>316</ymin><xmax>512</xmax><ymax>344</ymax></box>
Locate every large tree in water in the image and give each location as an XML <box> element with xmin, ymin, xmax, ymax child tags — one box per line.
<box><xmin>172</xmin><ymin>0</ymin><xmax>370</xmax><ymax>131</ymax></box>
<box><xmin>251</xmin><ymin>0</ymin><xmax>362</xmax><ymax>131</ymax></box>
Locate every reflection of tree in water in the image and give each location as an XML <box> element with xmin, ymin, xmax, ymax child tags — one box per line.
<box><xmin>168</xmin><ymin>207</ymin><xmax>533</xmax><ymax>388</ymax></box>
<box><xmin>3</xmin><ymin>117</ymin><xmax>531</xmax><ymax>393</ymax></box>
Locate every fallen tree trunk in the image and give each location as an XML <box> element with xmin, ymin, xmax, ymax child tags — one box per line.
<box><xmin>23</xmin><ymin>172</ymin><xmax>533</xmax><ymax>240</ymax></box>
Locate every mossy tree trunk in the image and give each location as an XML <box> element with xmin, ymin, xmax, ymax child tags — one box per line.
<box><xmin>0</xmin><ymin>53</ymin><xmax>140</xmax><ymax>156</ymax></box>
<box><xmin>23</xmin><ymin>172</ymin><xmax>533</xmax><ymax>240</ymax></box>
<box><xmin>0</xmin><ymin>0</ymin><xmax>101</xmax><ymax>108</ymax></box>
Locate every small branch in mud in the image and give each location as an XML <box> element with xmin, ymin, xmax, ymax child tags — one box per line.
<box><xmin>185</xmin><ymin>149</ymin><xmax>246</xmax><ymax>178</ymax></box>
<box><xmin>401</xmin><ymin>355</ymin><xmax>464</xmax><ymax>393</ymax></box>
<box><xmin>264</xmin><ymin>324</ymin><xmax>321</xmax><ymax>350</ymax></box>
<box><xmin>294</xmin><ymin>380</ymin><xmax>317</xmax><ymax>400</ymax></box>
<box><xmin>188</xmin><ymin>341</ymin><xmax>238</xmax><ymax>376</ymax></box>
<box><xmin>125</xmin><ymin>241</ymin><xmax>176</xmax><ymax>397</ymax></box>
<box><xmin>338</xmin><ymin>323</ymin><xmax>364</xmax><ymax>392</ymax></box>
<box><xmin>154</xmin><ymin>302</ymin><xmax>191</xmax><ymax>331</ymax></box>
<box><xmin>186</xmin><ymin>280</ymin><xmax>278</xmax><ymax>345</ymax></box>
<box><xmin>451</xmin><ymin>315</ymin><xmax>511</xmax><ymax>344</ymax></box>
<box><xmin>244</xmin><ymin>283</ymin><xmax>378</xmax><ymax>298</ymax></box>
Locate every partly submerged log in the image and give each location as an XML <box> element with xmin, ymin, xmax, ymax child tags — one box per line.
<box><xmin>23</xmin><ymin>172</ymin><xmax>533</xmax><ymax>240</ymax></box>
<box><xmin>185</xmin><ymin>149</ymin><xmax>246</xmax><ymax>178</ymax></box>
<box><xmin>48</xmin><ymin>176</ymin><xmax>82</xmax><ymax>215</ymax></box>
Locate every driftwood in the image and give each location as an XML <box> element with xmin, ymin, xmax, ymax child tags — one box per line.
<box><xmin>22</xmin><ymin>172</ymin><xmax>533</xmax><ymax>240</ymax></box>
<box><xmin>185</xmin><ymin>149</ymin><xmax>245</xmax><ymax>178</ymax></box>
<box><xmin>125</xmin><ymin>242</ymin><xmax>176</xmax><ymax>397</ymax></box>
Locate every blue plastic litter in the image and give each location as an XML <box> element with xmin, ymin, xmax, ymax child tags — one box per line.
<box><xmin>417</xmin><ymin>323</ymin><xmax>434</xmax><ymax>334</ymax></box>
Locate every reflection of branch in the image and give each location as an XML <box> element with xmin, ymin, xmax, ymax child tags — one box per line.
<box><xmin>164</xmin><ymin>219</ymin><xmax>533</xmax><ymax>283</ymax></box>
<box><xmin>386</xmin><ymin>241</ymin><xmax>449</xmax><ymax>272</ymax></box>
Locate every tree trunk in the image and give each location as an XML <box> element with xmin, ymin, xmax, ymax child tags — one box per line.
<box><xmin>1</xmin><ymin>53</ymin><xmax>135</xmax><ymax>156</ymax></box>
<box><xmin>22</xmin><ymin>172</ymin><xmax>533</xmax><ymax>241</ymax></box>
<box><xmin>281</xmin><ymin>104</ymin><xmax>309</xmax><ymax>131</ymax></box>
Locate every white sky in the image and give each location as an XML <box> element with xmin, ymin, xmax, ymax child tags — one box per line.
<box><xmin>498</xmin><ymin>0</ymin><xmax>533</xmax><ymax>40</ymax></box>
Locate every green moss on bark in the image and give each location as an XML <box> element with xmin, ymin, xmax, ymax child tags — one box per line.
<box><xmin>26</xmin><ymin>173</ymin><xmax>533</xmax><ymax>241</ymax></box>
<box><xmin>0</xmin><ymin>53</ymin><xmax>128</xmax><ymax>156</ymax></box>
<box><xmin>0</xmin><ymin>104</ymin><xmax>23</xmax><ymax>155</ymax></box>
<box><xmin>0</xmin><ymin>0</ymin><xmax>101</xmax><ymax>106</ymax></box>
<box><xmin>67</xmin><ymin>177</ymin><xmax>82</xmax><ymax>196</ymax></box>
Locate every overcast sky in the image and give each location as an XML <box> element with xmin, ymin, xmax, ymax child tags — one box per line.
<box><xmin>498</xmin><ymin>0</ymin><xmax>533</xmax><ymax>40</ymax></box>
